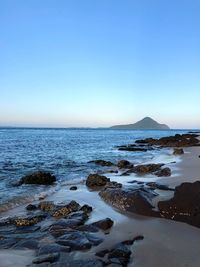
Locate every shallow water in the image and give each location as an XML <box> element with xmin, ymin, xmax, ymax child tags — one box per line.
<box><xmin>0</xmin><ymin>128</ymin><xmax>188</xmax><ymax>212</ymax></box>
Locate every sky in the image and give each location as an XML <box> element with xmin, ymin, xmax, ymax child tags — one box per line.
<box><xmin>1</xmin><ymin>0</ymin><xmax>200</xmax><ymax>128</ymax></box>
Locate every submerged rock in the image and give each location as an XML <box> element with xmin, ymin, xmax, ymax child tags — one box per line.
<box><xmin>155</xmin><ymin>167</ymin><xmax>171</xmax><ymax>177</ymax></box>
<box><xmin>173</xmin><ymin>148</ymin><xmax>184</xmax><ymax>155</ymax></box>
<box><xmin>146</xmin><ymin>182</ymin><xmax>174</xmax><ymax>191</ymax></box>
<box><xmin>32</xmin><ymin>253</ymin><xmax>59</xmax><ymax>264</ymax></box>
<box><xmin>89</xmin><ymin>160</ymin><xmax>114</xmax><ymax>167</ymax></box>
<box><xmin>117</xmin><ymin>160</ymin><xmax>133</xmax><ymax>169</ymax></box>
<box><xmin>51</xmin><ymin>260</ymin><xmax>105</xmax><ymax>267</ymax></box>
<box><xmin>26</xmin><ymin>204</ymin><xmax>37</xmax><ymax>211</ymax></box>
<box><xmin>19</xmin><ymin>171</ymin><xmax>56</xmax><ymax>185</ymax></box>
<box><xmin>38</xmin><ymin>243</ymin><xmax>71</xmax><ymax>255</ymax></box>
<box><xmin>118</xmin><ymin>145</ymin><xmax>148</xmax><ymax>152</ymax></box>
<box><xmin>158</xmin><ymin>181</ymin><xmax>200</xmax><ymax>228</ymax></box>
<box><xmin>70</xmin><ymin>186</ymin><xmax>78</xmax><ymax>190</ymax></box>
<box><xmin>86</xmin><ymin>174</ymin><xmax>110</xmax><ymax>189</ymax></box>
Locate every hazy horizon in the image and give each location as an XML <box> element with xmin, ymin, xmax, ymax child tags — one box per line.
<box><xmin>1</xmin><ymin>1</ymin><xmax>200</xmax><ymax>129</ymax></box>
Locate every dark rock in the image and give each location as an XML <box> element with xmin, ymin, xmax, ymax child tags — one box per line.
<box><xmin>122</xmin><ymin>235</ymin><xmax>144</xmax><ymax>245</ymax></box>
<box><xmin>51</xmin><ymin>260</ymin><xmax>105</xmax><ymax>267</ymax></box>
<box><xmin>132</xmin><ymin>163</ymin><xmax>164</xmax><ymax>174</ymax></box>
<box><xmin>0</xmin><ymin>237</ymin><xmax>18</xmax><ymax>249</ymax></box>
<box><xmin>92</xmin><ymin>218</ymin><xmax>114</xmax><ymax>231</ymax></box>
<box><xmin>117</xmin><ymin>160</ymin><xmax>133</xmax><ymax>169</ymax></box>
<box><xmin>70</xmin><ymin>186</ymin><xmax>78</xmax><ymax>190</ymax></box>
<box><xmin>118</xmin><ymin>146</ymin><xmax>147</xmax><ymax>152</ymax></box>
<box><xmin>56</xmin><ymin>231</ymin><xmax>103</xmax><ymax>251</ymax></box>
<box><xmin>173</xmin><ymin>148</ymin><xmax>184</xmax><ymax>155</ymax></box>
<box><xmin>77</xmin><ymin>224</ymin><xmax>99</xmax><ymax>233</ymax></box>
<box><xmin>104</xmin><ymin>181</ymin><xmax>122</xmax><ymax>189</ymax></box>
<box><xmin>155</xmin><ymin>167</ymin><xmax>171</xmax><ymax>177</ymax></box>
<box><xmin>38</xmin><ymin>244</ymin><xmax>71</xmax><ymax>255</ymax></box>
<box><xmin>32</xmin><ymin>253</ymin><xmax>60</xmax><ymax>264</ymax></box>
<box><xmin>158</xmin><ymin>181</ymin><xmax>200</xmax><ymax>228</ymax></box>
<box><xmin>86</xmin><ymin>174</ymin><xmax>110</xmax><ymax>189</ymax></box>
<box><xmin>89</xmin><ymin>160</ymin><xmax>114</xmax><ymax>167</ymax></box>
<box><xmin>146</xmin><ymin>182</ymin><xmax>174</xmax><ymax>191</ymax></box>
<box><xmin>13</xmin><ymin>239</ymin><xmax>39</xmax><ymax>249</ymax></box>
<box><xmin>108</xmin><ymin>243</ymin><xmax>131</xmax><ymax>265</ymax></box>
<box><xmin>80</xmin><ymin>204</ymin><xmax>93</xmax><ymax>214</ymax></box>
<box><xmin>52</xmin><ymin>201</ymin><xmax>80</xmax><ymax>218</ymax></box>
<box><xmin>19</xmin><ymin>171</ymin><xmax>56</xmax><ymax>185</ymax></box>
<box><xmin>100</xmin><ymin>187</ymin><xmax>158</xmax><ymax>217</ymax></box>
<box><xmin>26</xmin><ymin>204</ymin><xmax>37</xmax><ymax>211</ymax></box>
<box><xmin>39</xmin><ymin>201</ymin><xmax>55</xmax><ymax>212</ymax></box>
<box><xmin>95</xmin><ymin>249</ymin><xmax>110</xmax><ymax>257</ymax></box>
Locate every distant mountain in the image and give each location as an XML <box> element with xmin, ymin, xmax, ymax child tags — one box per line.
<box><xmin>110</xmin><ymin>117</ymin><xmax>170</xmax><ymax>130</ymax></box>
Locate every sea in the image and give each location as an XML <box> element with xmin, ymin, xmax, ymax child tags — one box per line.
<box><xmin>0</xmin><ymin>128</ymin><xmax>192</xmax><ymax>213</ymax></box>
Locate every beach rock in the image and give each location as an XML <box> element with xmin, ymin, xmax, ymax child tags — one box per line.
<box><xmin>92</xmin><ymin>218</ymin><xmax>114</xmax><ymax>231</ymax></box>
<box><xmin>86</xmin><ymin>174</ymin><xmax>110</xmax><ymax>189</ymax></box>
<box><xmin>26</xmin><ymin>204</ymin><xmax>38</xmax><ymax>211</ymax></box>
<box><xmin>52</xmin><ymin>201</ymin><xmax>80</xmax><ymax>218</ymax></box>
<box><xmin>108</xmin><ymin>243</ymin><xmax>131</xmax><ymax>266</ymax></box>
<box><xmin>173</xmin><ymin>148</ymin><xmax>184</xmax><ymax>155</ymax></box>
<box><xmin>155</xmin><ymin>167</ymin><xmax>171</xmax><ymax>177</ymax></box>
<box><xmin>118</xmin><ymin>145</ymin><xmax>147</xmax><ymax>152</ymax></box>
<box><xmin>124</xmin><ymin>163</ymin><xmax>164</xmax><ymax>176</ymax></box>
<box><xmin>19</xmin><ymin>171</ymin><xmax>56</xmax><ymax>185</ymax></box>
<box><xmin>158</xmin><ymin>181</ymin><xmax>200</xmax><ymax>228</ymax></box>
<box><xmin>146</xmin><ymin>182</ymin><xmax>174</xmax><ymax>191</ymax></box>
<box><xmin>70</xmin><ymin>186</ymin><xmax>78</xmax><ymax>190</ymax></box>
<box><xmin>67</xmin><ymin>211</ymin><xmax>89</xmax><ymax>222</ymax></box>
<box><xmin>51</xmin><ymin>260</ymin><xmax>105</xmax><ymax>267</ymax></box>
<box><xmin>80</xmin><ymin>204</ymin><xmax>93</xmax><ymax>214</ymax></box>
<box><xmin>56</xmin><ymin>231</ymin><xmax>103</xmax><ymax>250</ymax></box>
<box><xmin>89</xmin><ymin>160</ymin><xmax>114</xmax><ymax>167</ymax></box>
<box><xmin>117</xmin><ymin>160</ymin><xmax>133</xmax><ymax>169</ymax></box>
<box><xmin>9</xmin><ymin>214</ymin><xmax>46</xmax><ymax>226</ymax></box>
<box><xmin>96</xmin><ymin>249</ymin><xmax>110</xmax><ymax>257</ymax></box>
<box><xmin>0</xmin><ymin>237</ymin><xmax>18</xmax><ymax>249</ymax></box>
<box><xmin>32</xmin><ymin>253</ymin><xmax>60</xmax><ymax>264</ymax></box>
<box><xmin>38</xmin><ymin>243</ymin><xmax>71</xmax><ymax>255</ymax></box>
<box><xmin>13</xmin><ymin>239</ymin><xmax>39</xmax><ymax>249</ymax></box>
<box><xmin>104</xmin><ymin>181</ymin><xmax>122</xmax><ymax>189</ymax></box>
<box><xmin>100</xmin><ymin>187</ymin><xmax>158</xmax><ymax>217</ymax></box>
<box><xmin>122</xmin><ymin>235</ymin><xmax>144</xmax><ymax>245</ymax></box>
<box><xmin>77</xmin><ymin>224</ymin><xmax>99</xmax><ymax>233</ymax></box>
<box><xmin>39</xmin><ymin>201</ymin><xmax>55</xmax><ymax>212</ymax></box>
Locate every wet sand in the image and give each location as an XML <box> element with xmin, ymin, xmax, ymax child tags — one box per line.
<box><xmin>0</xmin><ymin>146</ymin><xmax>200</xmax><ymax>267</ymax></box>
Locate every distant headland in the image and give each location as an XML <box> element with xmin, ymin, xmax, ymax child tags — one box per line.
<box><xmin>110</xmin><ymin>117</ymin><xmax>170</xmax><ymax>130</ymax></box>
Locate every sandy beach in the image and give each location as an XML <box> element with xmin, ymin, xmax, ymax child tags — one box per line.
<box><xmin>1</xmin><ymin>142</ymin><xmax>200</xmax><ymax>267</ymax></box>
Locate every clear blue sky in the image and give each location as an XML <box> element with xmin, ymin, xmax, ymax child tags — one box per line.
<box><xmin>1</xmin><ymin>0</ymin><xmax>200</xmax><ymax>128</ymax></box>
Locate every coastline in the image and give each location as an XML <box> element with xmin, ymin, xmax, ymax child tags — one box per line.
<box><xmin>0</xmin><ymin>136</ymin><xmax>200</xmax><ymax>266</ymax></box>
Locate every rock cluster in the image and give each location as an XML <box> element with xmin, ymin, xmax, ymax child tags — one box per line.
<box><xmin>123</xmin><ymin>163</ymin><xmax>171</xmax><ymax>177</ymax></box>
<box><xmin>135</xmin><ymin>133</ymin><xmax>200</xmax><ymax>148</ymax></box>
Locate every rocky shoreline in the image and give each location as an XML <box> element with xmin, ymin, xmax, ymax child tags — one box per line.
<box><xmin>0</xmin><ymin>133</ymin><xmax>200</xmax><ymax>267</ymax></box>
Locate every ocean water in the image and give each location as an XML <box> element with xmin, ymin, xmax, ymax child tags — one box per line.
<box><xmin>0</xmin><ymin>128</ymin><xmax>189</xmax><ymax>212</ymax></box>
